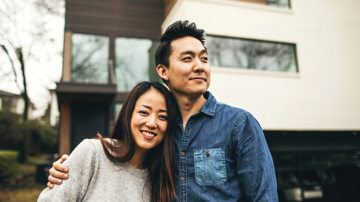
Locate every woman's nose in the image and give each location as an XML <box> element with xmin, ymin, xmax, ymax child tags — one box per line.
<box><xmin>145</xmin><ymin>115</ymin><xmax>157</xmax><ymax>128</ymax></box>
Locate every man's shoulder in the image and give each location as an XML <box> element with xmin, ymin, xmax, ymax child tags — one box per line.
<box><xmin>206</xmin><ymin>92</ymin><xmax>256</xmax><ymax>121</ymax></box>
<box><xmin>216</xmin><ymin>101</ymin><xmax>249</xmax><ymax>116</ymax></box>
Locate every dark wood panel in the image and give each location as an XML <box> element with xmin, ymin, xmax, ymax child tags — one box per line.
<box><xmin>65</xmin><ymin>0</ymin><xmax>164</xmax><ymax>38</ymax></box>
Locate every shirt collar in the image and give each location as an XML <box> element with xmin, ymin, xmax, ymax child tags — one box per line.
<box><xmin>199</xmin><ymin>91</ymin><xmax>216</xmax><ymax>117</ymax></box>
<box><xmin>176</xmin><ymin>91</ymin><xmax>217</xmax><ymax>125</ymax></box>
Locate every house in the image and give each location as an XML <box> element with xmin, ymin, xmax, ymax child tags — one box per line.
<box><xmin>0</xmin><ymin>89</ymin><xmax>34</xmax><ymax>119</ymax></box>
<box><xmin>41</xmin><ymin>89</ymin><xmax>60</xmax><ymax>127</ymax></box>
<box><xmin>57</xmin><ymin>0</ymin><xmax>360</xmax><ymax>200</ymax></box>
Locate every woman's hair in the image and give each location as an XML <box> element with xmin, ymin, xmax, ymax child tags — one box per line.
<box><xmin>98</xmin><ymin>81</ymin><xmax>178</xmax><ymax>202</ymax></box>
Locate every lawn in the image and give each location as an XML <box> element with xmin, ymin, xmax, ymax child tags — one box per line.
<box><xmin>0</xmin><ymin>183</ymin><xmax>45</xmax><ymax>202</ymax></box>
<box><xmin>0</xmin><ymin>150</ymin><xmax>50</xmax><ymax>202</ymax></box>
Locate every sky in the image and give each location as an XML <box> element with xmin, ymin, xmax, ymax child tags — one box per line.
<box><xmin>0</xmin><ymin>0</ymin><xmax>64</xmax><ymax>117</ymax></box>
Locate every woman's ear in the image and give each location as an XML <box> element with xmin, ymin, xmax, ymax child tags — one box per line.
<box><xmin>156</xmin><ymin>64</ymin><xmax>169</xmax><ymax>81</ymax></box>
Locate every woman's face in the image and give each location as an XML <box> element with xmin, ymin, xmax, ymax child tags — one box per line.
<box><xmin>131</xmin><ymin>88</ymin><xmax>168</xmax><ymax>151</ymax></box>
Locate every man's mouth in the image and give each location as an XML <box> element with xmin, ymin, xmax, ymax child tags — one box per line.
<box><xmin>190</xmin><ymin>77</ymin><xmax>206</xmax><ymax>81</ymax></box>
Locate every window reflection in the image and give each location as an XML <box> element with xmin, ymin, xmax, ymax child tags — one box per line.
<box><xmin>266</xmin><ymin>0</ymin><xmax>291</xmax><ymax>9</ymax></box>
<box><xmin>71</xmin><ymin>34</ymin><xmax>109</xmax><ymax>83</ymax></box>
<box><xmin>115</xmin><ymin>38</ymin><xmax>159</xmax><ymax>92</ymax></box>
<box><xmin>114</xmin><ymin>103</ymin><xmax>122</xmax><ymax>121</ymax></box>
<box><xmin>239</xmin><ymin>0</ymin><xmax>291</xmax><ymax>9</ymax></box>
<box><xmin>207</xmin><ymin>36</ymin><xmax>298</xmax><ymax>73</ymax></box>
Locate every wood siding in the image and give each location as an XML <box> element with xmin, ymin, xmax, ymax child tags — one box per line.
<box><xmin>65</xmin><ymin>0</ymin><xmax>164</xmax><ymax>39</ymax></box>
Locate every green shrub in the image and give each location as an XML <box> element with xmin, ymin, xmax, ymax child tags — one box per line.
<box><xmin>0</xmin><ymin>150</ymin><xmax>24</xmax><ymax>184</ymax></box>
<box><xmin>0</xmin><ymin>112</ymin><xmax>58</xmax><ymax>163</ymax></box>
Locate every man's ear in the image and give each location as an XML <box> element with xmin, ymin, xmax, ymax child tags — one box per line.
<box><xmin>156</xmin><ymin>64</ymin><xmax>169</xmax><ymax>81</ymax></box>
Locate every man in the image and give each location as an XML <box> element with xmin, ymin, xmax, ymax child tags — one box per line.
<box><xmin>48</xmin><ymin>20</ymin><xmax>278</xmax><ymax>201</ymax></box>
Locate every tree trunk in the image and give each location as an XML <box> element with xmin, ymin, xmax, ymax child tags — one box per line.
<box><xmin>16</xmin><ymin>47</ymin><xmax>29</xmax><ymax>121</ymax></box>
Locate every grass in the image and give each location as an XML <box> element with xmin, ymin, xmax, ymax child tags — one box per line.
<box><xmin>0</xmin><ymin>150</ymin><xmax>50</xmax><ymax>201</ymax></box>
<box><xmin>0</xmin><ymin>183</ymin><xmax>45</xmax><ymax>202</ymax></box>
<box><xmin>0</xmin><ymin>150</ymin><xmax>25</xmax><ymax>184</ymax></box>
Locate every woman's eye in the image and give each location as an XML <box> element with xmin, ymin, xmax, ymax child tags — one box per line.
<box><xmin>139</xmin><ymin>110</ymin><xmax>148</xmax><ymax>115</ymax></box>
<box><xmin>159</xmin><ymin>115</ymin><xmax>168</xmax><ymax>121</ymax></box>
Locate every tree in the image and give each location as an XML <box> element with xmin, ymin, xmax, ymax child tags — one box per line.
<box><xmin>0</xmin><ymin>0</ymin><xmax>64</xmax><ymax>121</ymax></box>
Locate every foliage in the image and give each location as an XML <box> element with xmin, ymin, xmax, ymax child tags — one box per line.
<box><xmin>0</xmin><ymin>112</ymin><xmax>58</xmax><ymax>163</ymax></box>
<box><xmin>0</xmin><ymin>150</ymin><xmax>24</xmax><ymax>184</ymax></box>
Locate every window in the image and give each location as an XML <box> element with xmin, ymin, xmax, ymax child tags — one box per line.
<box><xmin>239</xmin><ymin>0</ymin><xmax>291</xmax><ymax>9</ymax></box>
<box><xmin>71</xmin><ymin>33</ymin><xmax>109</xmax><ymax>83</ymax></box>
<box><xmin>115</xmin><ymin>37</ymin><xmax>159</xmax><ymax>92</ymax></box>
<box><xmin>266</xmin><ymin>0</ymin><xmax>291</xmax><ymax>9</ymax></box>
<box><xmin>113</xmin><ymin>103</ymin><xmax>122</xmax><ymax>121</ymax></box>
<box><xmin>206</xmin><ymin>35</ymin><xmax>298</xmax><ymax>73</ymax></box>
<box><xmin>1</xmin><ymin>98</ymin><xmax>12</xmax><ymax>112</ymax></box>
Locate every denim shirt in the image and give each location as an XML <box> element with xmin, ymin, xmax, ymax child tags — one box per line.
<box><xmin>174</xmin><ymin>92</ymin><xmax>278</xmax><ymax>202</ymax></box>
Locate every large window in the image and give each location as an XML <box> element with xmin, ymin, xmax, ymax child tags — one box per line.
<box><xmin>266</xmin><ymin>0</ymin><xmax>291</xmax><ymax>8</ymax></box>
<box><xmin>115</xmin><ymin>37</ymin><xmax>159</xmax><ymax>92</ymax></box>
<box><xmin>239</xmin><ymin>0</ymin><xmax>291</xmax><ymax>9</ymax></box>
<box><xmin>206</xmin><ymin>35</ymin><xmax>298</xmax><ymax>73</ymax></box>
<box><xmin>71</xmin><ymin>33</ymin><xmax>109</xmax><ymax>83</ymax></box>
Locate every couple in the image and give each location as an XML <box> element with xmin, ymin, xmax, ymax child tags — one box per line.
<box><xmin>38</xmin><ymin>21</ymin><xmax>278</xmax><ymax>202</ymax></box>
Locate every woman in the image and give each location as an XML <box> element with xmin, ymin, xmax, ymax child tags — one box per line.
<box><xmin>38</xmin><ymin>81</ymin><xmax>178</xmax><ymax>202</ymax></box>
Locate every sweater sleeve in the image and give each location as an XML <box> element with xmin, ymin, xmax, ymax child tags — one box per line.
<box><xmin>38</xmin><ymin>139</ymin><xmax>97</xmax><ymax>202</ymax></box>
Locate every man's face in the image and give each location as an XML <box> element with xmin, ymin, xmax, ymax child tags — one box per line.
<box><xmin>160</xmin><ymin>36</ymin><xmax>210</xmax><ymax>97</ymax></box>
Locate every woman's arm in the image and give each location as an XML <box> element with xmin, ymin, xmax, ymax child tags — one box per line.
<box><xmin>38</xmin><ymin>139</ymin><xmax>97</xmax><ymax>202</ymax></box>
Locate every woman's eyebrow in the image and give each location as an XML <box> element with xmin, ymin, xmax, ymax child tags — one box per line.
<box><xmin>140</xmin><ymin>105</ymin><xmax>151</xmax><ymax>109</ymax></box>
<box><xmin>139</xmin><ymin>105</ymin><xmax>167</xmax><ymax>113</ymax></box>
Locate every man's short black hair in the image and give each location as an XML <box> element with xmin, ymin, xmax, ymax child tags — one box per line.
<box><xmin>155</xmin><ymin>20</ymin><xmax>205</xmax><ymax>68</ymax></box>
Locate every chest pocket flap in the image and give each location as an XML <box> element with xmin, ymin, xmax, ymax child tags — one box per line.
<box><xmin>194</xmin><ymin>148</ymin><xmax>227</xmax><ymax>186</ymax></box>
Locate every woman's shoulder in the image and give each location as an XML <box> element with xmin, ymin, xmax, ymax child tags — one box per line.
<box><xmin>77</xmin><ymin>138</ymin><xmax>102</xmax><ymax>151</ymax></box>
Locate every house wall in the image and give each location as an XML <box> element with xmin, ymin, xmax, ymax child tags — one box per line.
<box><xmin>163</xmin><ymin>0</ymin><xmax>360</xmax><ymax>130</ymax></box>
<box><xmin>65</xmin><ymin>0</ymin><xmax>164</xmax><ymax>39</ymax></box>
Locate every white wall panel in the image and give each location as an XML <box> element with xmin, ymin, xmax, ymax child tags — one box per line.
<box><xmin>163</xmin><ymin>0</ymin><xmax>360</xmax><ymax>130</ymax></box>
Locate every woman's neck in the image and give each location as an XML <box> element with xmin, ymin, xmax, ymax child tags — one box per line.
<box><xmin>129</xmin><ymin>146</ymin><xmax>148</xmax><ymax>170</ymax></box>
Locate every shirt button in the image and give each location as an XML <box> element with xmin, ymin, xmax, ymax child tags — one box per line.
<box><xmin>206</xmin><ymin>151</ymin><xmax>210</xmax><ymax>157</ymax></box>
<box><xmin>180</xmin><ymin>177</ymin><xmax>185</xmax><ymax>182</ymax></box>
<box><xmin>180</xmin><ymin>152</ymin><xmax>185</xmax><ymax>157</ymax></box>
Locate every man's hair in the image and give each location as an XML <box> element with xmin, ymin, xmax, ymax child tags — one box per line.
<box><xmin>155</xmin><ymin>20</ymin><xmax>206</xmax><ymax>68</ymax></box>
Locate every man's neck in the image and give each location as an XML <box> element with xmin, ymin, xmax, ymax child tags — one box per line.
<box><xmin>173</xmin><ymin>93</ymin><xmax>207</xmax><ymax>129</ymax></box>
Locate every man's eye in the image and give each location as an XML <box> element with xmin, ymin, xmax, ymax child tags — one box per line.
<box><xmin>202</xmin><ymin>56</ymin><xmax>208</xmax><ymax>62</ymax></box>
<box><xmin>182</xmin><ymin>57</ymin><xmax>192</xmax><ymax>61</ymax></box>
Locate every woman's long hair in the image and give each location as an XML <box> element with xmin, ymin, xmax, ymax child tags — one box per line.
<box><xmin>98</xmin><ymin>81</ymin><xmax>178</xmax><ymax>202</ymax></box>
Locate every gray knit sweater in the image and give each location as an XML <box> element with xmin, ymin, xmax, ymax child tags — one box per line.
<box><xmin>38</xmin><ymin>139</ymin><xmax>150</xmax><ymax>202</ymax></box>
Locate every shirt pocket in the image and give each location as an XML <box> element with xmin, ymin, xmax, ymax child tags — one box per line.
<box><xmin>194</xmin><ymin>148</ymin><xmax>227</xmax><ymax>186</ymax></box>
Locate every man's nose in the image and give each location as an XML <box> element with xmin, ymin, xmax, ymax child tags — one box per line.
<box><xmin>193</xmin><ymin>58</ymin><xmax>205</xmax><ymax>72</ymax></box>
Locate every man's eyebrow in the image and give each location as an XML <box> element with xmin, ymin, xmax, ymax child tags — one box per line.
<box><xmin>180</xmin><ymin>50</ymin><xmax>195</xmax><ymax>56</ymax></box>
<box><xmin>180</xmin><ymin>48</ymin><xmax>208</xmax><ymax>56</ymax></box>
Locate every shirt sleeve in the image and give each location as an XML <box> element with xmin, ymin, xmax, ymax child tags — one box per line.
<box><xmin>233</xmin><ymin>112</ymin><xmax>278</xmax><ymax>202</ymax></box>
<box><xmin>37</xmin><ymin>139</ymin><xmax>97</xmax><ymax>202</ymax></box>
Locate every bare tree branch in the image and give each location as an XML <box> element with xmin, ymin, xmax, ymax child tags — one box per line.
<box><xmin>0</xmin><ymin>44</ymin><xmax>22</xmax><ymax>91</ymax></box>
